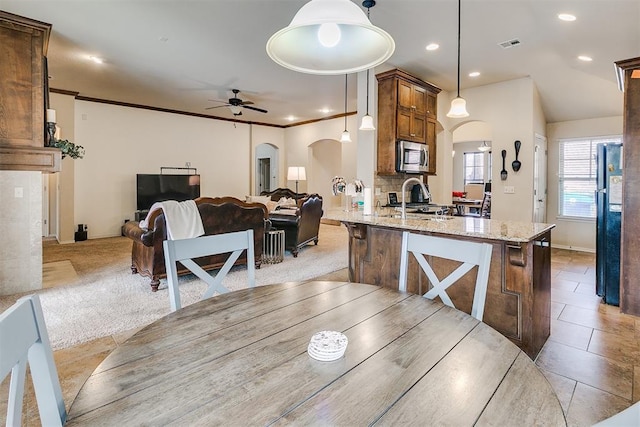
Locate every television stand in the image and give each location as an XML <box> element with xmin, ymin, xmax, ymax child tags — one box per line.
<box><xmin>135</xmin><ymin>210</ymin><xmax>150</xmax><ymax>222</ymax></box>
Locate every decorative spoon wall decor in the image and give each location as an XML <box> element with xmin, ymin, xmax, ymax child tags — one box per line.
<box><xmin>501</xmin><ymin>150</ymin><xmax>508</xmax><ymax>180</ymax></box>
<box><xmin>512</xmin><ymin>140</ymin><xmax>522</xmax><ymax>172</ymax></box>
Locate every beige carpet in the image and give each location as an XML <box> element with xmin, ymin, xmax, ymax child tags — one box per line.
<box><xmin>0</xmin><ymin>223</ymin><xmax>349</xmax><ymax>350</ymax></box>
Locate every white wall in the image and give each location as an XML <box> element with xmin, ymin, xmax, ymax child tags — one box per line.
<box><xmin>50</xmin><ymin>92</ymin><xmax>76</xmax><ymax>243</ymax></box>
<box><xmin>546</xmin><ymin>116</ymin><xmax>623</xmax><ymax>251</ymax></box>
<box><xmin>251</xmin><ymin>125</ymin><xmax>285</xmax><ymax>192</ymax></box>
<box><xmin>0</xmin><ymin>171</ymin><xmax>43</xmax><ymax>295</ymax></box>
<box><xmin>284</xmin><ymin>115</ymin><xmax>358</xmax><ymax>205</ymax></box>
<box><xmin>309</xmin><ymin>139</ymin><xmax>342</xmax><ymax>208</ymax></box>
<box><xmin>74</xmin><ymin>101</ymin><xmax>262</xmax><ymax>238</ymax></box>
<box><xmin>69</xmin><ymin>98</ymin><xmax>357</xmax><ymax>238</ymax></box>
<box><xmin>434</xmin><ymin>77</ymin><xmax>537</xmax><ymax>221</ymax></box>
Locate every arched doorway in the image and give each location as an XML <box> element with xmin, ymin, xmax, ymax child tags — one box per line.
<box><xmin>254</xmin><ymin>143</ymin><xmax>279</xmax><ymax>195</ymax></box>
<box><xmin>308</xmin><ymin>139</ymin><xmax>342</xmax><ymax>208</ymax></box>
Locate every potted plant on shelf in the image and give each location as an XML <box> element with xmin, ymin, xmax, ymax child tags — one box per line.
<box><xmin>54</xmin><ymin>139</ymin><xmax>85</xmax><ymax>159</ymax></box>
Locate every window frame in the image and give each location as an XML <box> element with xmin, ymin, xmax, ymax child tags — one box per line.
<box><xmin>463</xmin><ymin>151</ymin><xmax>485</xmax><ymax>186</ymax></box>
<box><xmin>557</xmin><ymin>135</ymin><xmax>622</xmax><ymax>220</ymax></box>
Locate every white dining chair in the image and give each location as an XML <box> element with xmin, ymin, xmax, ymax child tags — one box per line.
<box><xmin>594</xmin><ymin>401</ymin><xmax>640</xmax><ymax>426</ymax></box>
<box><xmin>163</xmin><ymin>229</ymin><xmax>256</xmax><ymax>312</ymax></box>
<box><xmin>398</xmin><ymin>231</ymin><xmax>493</xmax><ymax>321</ymax></box>
<box><xmin>0</xmin><ymin>294</ymin><xmax>67</xmax><ymax>426</ymax></box>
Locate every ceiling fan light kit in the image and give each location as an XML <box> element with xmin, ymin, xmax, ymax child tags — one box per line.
<box><xmin>205</xmin><ymin>89</ymin><xmax>268</xmax><ymax>116</ymax></box>
<box><xmin>266</xmin><ymin>0</ymin><xmax>395</xmax><ymax>75</ymax></box>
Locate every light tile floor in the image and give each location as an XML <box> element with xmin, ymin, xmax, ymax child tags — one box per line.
<box><xmin>3</xmin><ymin>249</ymin><xmax>639</xmax><ymax>426</ymax></box>
<box><xmin>536</xmin><ymin>248</ymin><xmax>638</xmax><ymax>426</ymax></box>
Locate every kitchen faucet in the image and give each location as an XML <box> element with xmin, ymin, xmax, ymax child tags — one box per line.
<box><xmin>401</xmin><ymin>177</ymin><xmax>431</xmax><ymax>220</ymax></box>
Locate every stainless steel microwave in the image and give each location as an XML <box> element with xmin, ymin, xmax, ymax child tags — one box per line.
<box><xmin>396</xmin><ymin>140</ymin><xmax>429</xmax><ymax>173</ymax></box>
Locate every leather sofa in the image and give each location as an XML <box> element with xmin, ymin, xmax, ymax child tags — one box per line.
<box><xmin>268</xmin><ymin>194</ymin><xmax>323</xmax><ymax>257</ymax></box>
<box><xmin>122</xmin><ymin>196</ymin><xmax>270</xmax><ymax>292</ymax></box>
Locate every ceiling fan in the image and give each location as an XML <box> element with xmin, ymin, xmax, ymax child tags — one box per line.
<box><xmin>205</xmin><ymin>89</ymin><xmax>268</xmax><ymax>116</ymax></box>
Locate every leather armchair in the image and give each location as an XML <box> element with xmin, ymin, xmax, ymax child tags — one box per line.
<box><xmin>260</xmin><ymin>187</ymin><xmax>308</xmax><ymax>201</ymax></box>
<box><xmin>268</xmin><ymin>194</ymin><xmax>323</xmax><ymax>257</ymax></box>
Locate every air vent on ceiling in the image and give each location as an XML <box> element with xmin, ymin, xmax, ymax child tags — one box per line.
<box><xmin>498</xmin><ymin>38</ymin><xmax>521</xmax><ymax>49</ymax></box>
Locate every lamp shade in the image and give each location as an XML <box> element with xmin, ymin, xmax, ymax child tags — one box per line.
<box><xmin>446</xmin><ymin>96</ymin><xmax>469</xmax><ymax>118</ymax></box>
<box><xmin>359</xmin><ymin>114</ymin><xmax>375</xmax><ymax>130</ymax></box>
<box><xmin>340</xmin><ymin>130</ymin><xmax>352</xmax><ymax>143</ymax></box>
<box><xmin>266</xmin><ymin>0</ymin><xmax>395</xmax><ymax>75</ymax></box>
<box><xmin>287</xmin><ymin>166</ymin><xmax>307</xmax><ymax>181</ymax></box>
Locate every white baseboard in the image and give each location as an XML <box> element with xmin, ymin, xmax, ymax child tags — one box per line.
<box><xmin>551</xmin><ymin>243</ymin><xmax>595</xmax><ymax>253</ymax></box>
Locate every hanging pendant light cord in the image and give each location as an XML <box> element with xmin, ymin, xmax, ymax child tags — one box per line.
<box><xmin>365</xmin><ymin>4</ymin><xmax>372</xmax><ymax>115</ymax></box>
<box><xmin>365</xmin><ymin>69</ymin><xmax>370</xmax><ymax>115</ymax></box>
<box><xmin>456</xmin><ymin>0</ymin><xmax>461</xmax><ymax>98</ymax></box>
<box><xmin>344</xmin><ymin>74</ymin><xmax>348</xmax><ymax>131</ymax></box>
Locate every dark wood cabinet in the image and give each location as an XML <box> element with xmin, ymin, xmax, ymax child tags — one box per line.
<box><xmin>376</xmin><ymin>69</ymin><xmax>440</xmax><ymax>175</ymax></box>
<box><xmin>341</xmin><ymin>221</ymin><xmax>552</xmax><ymax>359</ymax></box>
<box><xmin>0</xmin><ymin>11</ymin><xmax>61</xmax><ymax>172</ymax></box>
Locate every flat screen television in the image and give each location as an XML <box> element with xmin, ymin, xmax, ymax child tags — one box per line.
<box><xmin>136</xmin><ymin>174</ymin><xmax>201</xmax><ymax>211</ymax></box>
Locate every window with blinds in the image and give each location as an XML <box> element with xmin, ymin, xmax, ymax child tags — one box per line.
<box><xmin>558</xmin><ymin>136</ymin><xmax>621</xmax><ymax>218</ymax></box>
<box><xmin>464</xmin><ymin>152</ymin><xmax>484</xmax><ymax>185</ymax></box>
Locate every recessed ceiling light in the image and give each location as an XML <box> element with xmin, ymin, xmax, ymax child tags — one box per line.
<box><xmin>578</xmin><ymin>55</ymin><xmax>593</xmax><ymax>62</ymax></box>
<box><xmin>286</xmin><ymin>115</ymin><xmax>296</xmax><ymax>121</ymax></box>
<box><xmin>319</xmin><ymin>108</ymin><xmax>332</xmax><ymax>114</ymax></box>
<box><xmin>558</xmin><ymin>13</ymin><xmax>576</xmax><ymax>22</ymax></box>
<box><xmin>425</xmin><ymin>43</ymin><xmax>439</xmax><ymax>51</ymax></box>
<box><xmin>88</xmin><ymin>55</ymin><xmax>104</xmax><ymax>64</ymax></box>
<box><xmin>469</xmin><ymin>71</ymin><xmax>480</xmax><ymax>77</ymax></box>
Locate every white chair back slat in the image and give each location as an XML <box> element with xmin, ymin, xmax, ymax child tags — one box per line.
<box><xmin>164</xmin><ymin>229</ymin><xmax>256</xmax><ymax>312</ymax></box>
<box><xmin>399</xmin><ymin>231</ymin><xmax>493</xmax><ymax>321</ymax></box>
<box><xmin>0</xmin><ymin>294</ymin><xmax>66</xmax><ymax>426</ymax></box>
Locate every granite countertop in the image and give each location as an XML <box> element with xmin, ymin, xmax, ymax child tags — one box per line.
<box><xmin>324</xmin><ymin>207</ymin><xmax>555</xmax><ymax>243</ymax></box>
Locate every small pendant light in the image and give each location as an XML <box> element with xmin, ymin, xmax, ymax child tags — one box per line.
<box><xmin>359</xmin><ymin>68</ymin><xmax>375</xmax><ymax>131</ymax></box>
<box><xmin>340</xmin><ymin>74</ymin><xmax>352</xmax><ymax>143</ymax></box>
<box><xmin>359</xmin><ymin>2</ymin><xmax>376</xmax><ymax>131</ymax></box>
<box><xmin>447</xmin><ymin>0</ymin><xmax>469</xmax><ymax>118</ymax></box>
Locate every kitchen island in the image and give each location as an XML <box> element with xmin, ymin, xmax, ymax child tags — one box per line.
<box><xmin>324</xmin><ymin>207</ymin><xmax>556</xmax><ymax>359</ymax></box>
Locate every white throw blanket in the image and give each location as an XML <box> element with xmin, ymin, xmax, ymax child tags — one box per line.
<box><xmin>161</xmin><ymin>200</ymin><xmax>205</xmax><ymax>240</ymax></box>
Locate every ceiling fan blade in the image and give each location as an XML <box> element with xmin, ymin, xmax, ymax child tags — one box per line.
<box><xmin>240</xmin><ymin>100</ymin><xmax>254</xmax><ymax>105</ymax></box>
<box><xmin>205</xmin><ymin>104</ymin><xmax>230</xmax><ymax>110</ymax></box>
<box><xmin>242</xmin><ymin>105</ymin><xmax>268</xmax><ymax>113</ymax></box>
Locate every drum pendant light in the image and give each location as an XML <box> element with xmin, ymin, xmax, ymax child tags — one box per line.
<box><xmin>266</xmin><ymin>0</ymin><xmax>395</xmax><ymax>75</ymax></box>
<box><xmin>447</xmin><ymin>0</ymin><xmax>469</xmax><ymax>118</ymax></box>
<box><xmin>340</xmin><ymin>74</ymin><xmax>352</xmax><ymax>143</ymax></box>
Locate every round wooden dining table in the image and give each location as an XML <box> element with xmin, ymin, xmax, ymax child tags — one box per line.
<box><xmin>67</xmin><ymin>280</ymin><xmax>566</xmax><ymax>426</ymax></box>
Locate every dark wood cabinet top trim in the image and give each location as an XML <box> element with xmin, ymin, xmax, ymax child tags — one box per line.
<box><xmin>0</xmin><ymin>11</ymin><xmax>51</xmax><ymax>54</ymax></box>
<box><xmin>376</xmin><ymin>68</ymin><xmax>441</xmax><ymax>94</ymax></box>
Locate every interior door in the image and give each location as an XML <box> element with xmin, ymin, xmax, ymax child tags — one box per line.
<box><xmin>533</xmin><ymin>134</ymin><xmax>547</xmax><ymax>223</ymax></box>
<box><xmin>258</xmin><ymin>158</ymin><xmax>271</xmax><ymax>194</ymax></box>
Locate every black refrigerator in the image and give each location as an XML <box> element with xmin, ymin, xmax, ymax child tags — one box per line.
<box><xmin>596</xmin><ymin>143</ymin><xmax>623</xmax><ymax>305</ymax></box>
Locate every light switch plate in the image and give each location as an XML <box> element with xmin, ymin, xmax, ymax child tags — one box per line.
<box><xmin>504</xmin><ymin>186</ymin><xmax>515</xmax><ymax>194</ymax></box>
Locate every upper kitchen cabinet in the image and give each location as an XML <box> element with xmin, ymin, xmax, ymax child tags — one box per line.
<box><xmin>0</xmin><ymin>11</ymin><xmax>61</xmax><ymax>172</ymax></box>
<box><xmin>376</xmin><ymin>69</ymin><xmax>440</xmax><ymax>175</ymax></box>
